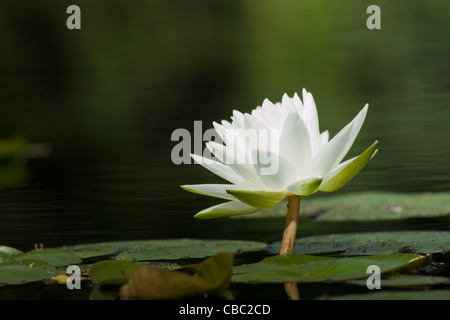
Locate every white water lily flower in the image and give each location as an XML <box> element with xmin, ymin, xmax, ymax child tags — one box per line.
<box><xmin>182</xmin><ymin>89</ymin><xmax>378</xmax><ymax>219</ymax></box>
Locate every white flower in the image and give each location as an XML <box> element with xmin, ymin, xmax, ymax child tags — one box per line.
<box><xmin>182</xmin><ymin>89</ymin><xmax>378</xmax><ymax>219</ymax></box>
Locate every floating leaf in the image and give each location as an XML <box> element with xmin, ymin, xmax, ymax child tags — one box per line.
<box><xmin>269</xmin><ymin>231</ymin><xmax>450</xmax><ymax>256</ymax></box>
<box><xmin>19</xmin><ymin>259</ymin><xmax>57</xmax><ymax>272</ymax></box>
<box><xmin>0</xmin><ymin>245</ymin><xmax>23</xmax><ymax>257</ymax></box>
<box><xmin>16</xmin><ymin>249</ymin><xmax>82</xmax><ymax>267</ymax></box>
<box><xmin>89</xmin><ymin>260</ymin><xmax>145</xmax><ymax>285</ymax></box>
<box><xmin>232</xmin><ymin>192</ymin><xmax>450</xmax><ymax>221</ymax></box>
<box><xmin>329</xmin><ymin>289</ymin><xmax>450</xmax><ymax>300</ymax></box>
<box><xmin>120</xmin><ymin>252</ymin><xmax>233</xmax><ymax>299</ymax></box>
<box><xmin>347</xmin><ymin>274</ymin><xmax>450</xmax><ymax>288</ymax></box>
<box><xmin>232</xmin><ymin>253</ymin><xmax>428</xmax><ymax>283</ymax></box>
<box><xmin>0</xmin><ymin>264</ymin><xmax>57</xmax><ymax>285</ymax></box>
<box><xmin>0</xmin><ymin>252</ymin><xmax>17</xmax><ymax>265</ymax></box>
<box><xmin>59</xmin><ymin>239</ymin><xmax>266</xmax><ymax>261</ymax></box>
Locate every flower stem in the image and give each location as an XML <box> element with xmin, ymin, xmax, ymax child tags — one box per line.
<box><xmin>280</xmin><ymin>195</ymin><xmax>300</xmax><ymax>255</ymax></box>
<box><xmin>284</xmin><ymin>282</ymin><xmax>300</xmax><ymax>300</ymax></box>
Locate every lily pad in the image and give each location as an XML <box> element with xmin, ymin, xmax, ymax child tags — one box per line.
<box><xmin>329</xmin><ymin>289</ymin><xmax>450</xmax><ymax>300</ymax></box>
<box><xmin>0</xmin><ymin>264</ymin><xmax>57</xmax><ymax>285</ymax></box>
<box><xmin>0</xmin><ymin>252</ymin><xmax>17</xmax><ymax>265</ymax></box>
<box><xmin>0</xmin><ymin>245</ymin><xmax>24</xmax><ymax>257</ymax></box>
<box><xmin>119</xmin><ymin>252</ymin><xmax>233</xmax><ymax>299</ymax></box>
<box><xmin>347</xmin><ymin>274</ymin><xmax>450</xmax><ymax>288</ymax></box>
<box><xmin>233</xmin><ymin>192</ymin><xmax>450</xmax><ymax>221</ymax></box>
<box><xmin>269</xmin><ymin>231</ymin><xmax>450</xmax><ymax>256</ymax></box>
<box><xmin>15</xmin><ymin>249</ymin><xmax>82</xmax><ymax>267</ymax></box>
<box><xmin>59</xmin><ymin>239</ymin><xmax>267</xmax><ymax>261</ymax></box>
<box><xmin>232</xmin><ymin>253</ymin><xmax>428</xmax><ymax>283</ymax></box>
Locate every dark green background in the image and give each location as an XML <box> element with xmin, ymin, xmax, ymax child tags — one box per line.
<box><xmin>0</xmin><ymin>1</ymin><xmax>449</xmax><ymax>251</ymax></box>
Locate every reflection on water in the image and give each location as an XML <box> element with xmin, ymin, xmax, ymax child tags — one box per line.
<box><xmin>0</xmin><ymin>1</ymin><xmax>450</xmax><ymax>251</ymax></box>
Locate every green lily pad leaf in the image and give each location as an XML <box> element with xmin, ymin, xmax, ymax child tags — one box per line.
<box><xmin>306</xmin><ymin>192</ymin><xmax>450</xmax><ymax>221</ymax></box>
<box><xmin>232</xmin><ymin>191</ymin><xmax>450</xmax><ymax>221</ymax></box>
<box><xmin>0</xmin><ymin>252</ymin><xmax>17</xmax><ymax>265</ymax></box>
<box><xmin>19</xmin><ymin>259</ymin><xmax>57</xmax><ymax>271</ymax></box>
<box><xmin>232</xmin><ymin>253</ymin><xmax>428</xmax><ymax>283</ymax></box>
<box><xmin>0</xmin><ymin>245</ymin><xmax>23</xmax><ymax>257</ymax></box>
<box><xmin>348</xmin><ymin>274</ymin><xmax>450</xmax><ymax>288</ymax></box>
<box><xmin>16</xmin><ymin>249</ymin><xmax>82</xmax><ymax>267</ymax></box>
<box><xmin>119</xmin><ymin>252</ymin><xmax>233</xmax><ymax>299</ymax></box>
<box><xmin>89</xmin><ymin>260</ymin><xmax>146</xmax><ymax>285</ymax></box>
<box><xmin>226</xmin><ymin>190</ymin><xmax>287</xmax><ymax>209</ymax></box>
<box><xmin>0</xmin><ymin>263</ymin><xmax>57</xmax><ymax>285</ymax></box>
<box><xmin>329</xmin><ymin>289</ymin><xmax>450</xmax><ymax>300</ymax></box>
<box><xmin>270</xmin><ymin>231</ymin><xmax>450</xmax><ymax>256</ymax></box>
<box><xmin>59</xmin><ymin>239</ymin><xmax>267</xmax><ymax>261</ymax></box>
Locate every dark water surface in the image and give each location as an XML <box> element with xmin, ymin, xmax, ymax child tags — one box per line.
<box><xmin>0</xmin><ymin>2</ymin><xmax>449</xmax><ymax>300</ymax></box>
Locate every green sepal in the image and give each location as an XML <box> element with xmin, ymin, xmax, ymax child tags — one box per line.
<box><xmin>320</xmin><ymin>141</ymin><xmax>378</xmax><ymax>192</ymax></box>
<box><xmin>225</xmin><ymin>190</ymin><xmax>288</xmax><ymax>209</ymax></box>
<box><xmin>194</xmin><ymin>201</ymin><xmax>260</xmax><ymax>219</ymax></box>
<box><xmin>287</xmin><ymin>177</ymin><xmax>322</xmax><ymax>197</ymax></box>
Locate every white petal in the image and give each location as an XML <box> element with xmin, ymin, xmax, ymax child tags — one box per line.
<box><xmin>250</xmin><ymin>149</ymin><xmax>299</xmax><ymax>190</ymax></box>
<box><xmin>292</xmin><ymin>92</ymin><xmax>304</xmax><ymax>117</ymax></box>
<box><xmin>181</xmin><ymin>184</ymin><xmax>249</xmax><ymax>200</ymax></box>
<box><xmin>332</xmin><ymin>104</ymin><xmax>369</xmax><ymax>168</ymax></box>
<box><xmin>261</xmin><ymin>99</ymin><xmax>279</xmax><ymax>128</ymax></box>
<box><xmin>212</xmin><ymin>121</ymin><xmax>226</xmax><ymax>142</ymax></box>
<box><xmin>205</xmin><ymin>141</ymin><xmax>232</xmax><ymax>164</ymax></box>
<box><xmin>213</xmin><ymin>122</ymin><xmax>247</xmax><ymax>158</ymax></box>
<box><xmin>302</xmin><ymin>123</ymin><xmax>352</xmax><ymax>179</ymax></box>
<box><xmin>227</xmin><ymin>162</ymin><xmax>265</xmax><ymax>188</ymax></box>
<box><xmin>190</xmin><ymin>153</ymin><xmax>248</xmax><ymax>186</ymax></box>
<box><xmin>279</xmin><ymin>111</ymin><xmax>311</xmax><ymax>175</ymax></box>
<box><xmin>206</xmin><ymin>142</ymin><xmax>271</xmax><ymax>190</ymax></box>
<box><xmin>320</xmin><ymin>130</ymin><xmax>329</xmax><ymax>146</ymax></box>
<box><xmin>231</xmin><ymin>110</ymin><xmax>245</xmax><ymax>129</ymax></box>
<box><xmin>302</xmin><ymin>90</ymin><xmax>322</xmax><ymax>157</ymax></box>
<box><xmin>281</xmin><ymin>94</ymin><xmax>297</xmax><ymax>120</ymax></box>
<box><xmin>243</xmin><ymin>114</ymin><xmax>267</xmax><ymax>150</ymax></box>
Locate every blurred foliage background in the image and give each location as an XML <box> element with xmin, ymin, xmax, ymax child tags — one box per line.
<box><xmin>0</xmin><ymin>0</ymin><xmax>449</xmax><ymax>250</ymax></box>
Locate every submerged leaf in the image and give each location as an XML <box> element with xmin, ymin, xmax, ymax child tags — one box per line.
<box><xmin>89</xmin><ymin>260</ymin><xmax>146</xmax><ymax>285</ymax></box>
<box><xmin>120</xmin><ymin>252</ymin><xmax>233</xmax><ymax>299</ymax></box>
